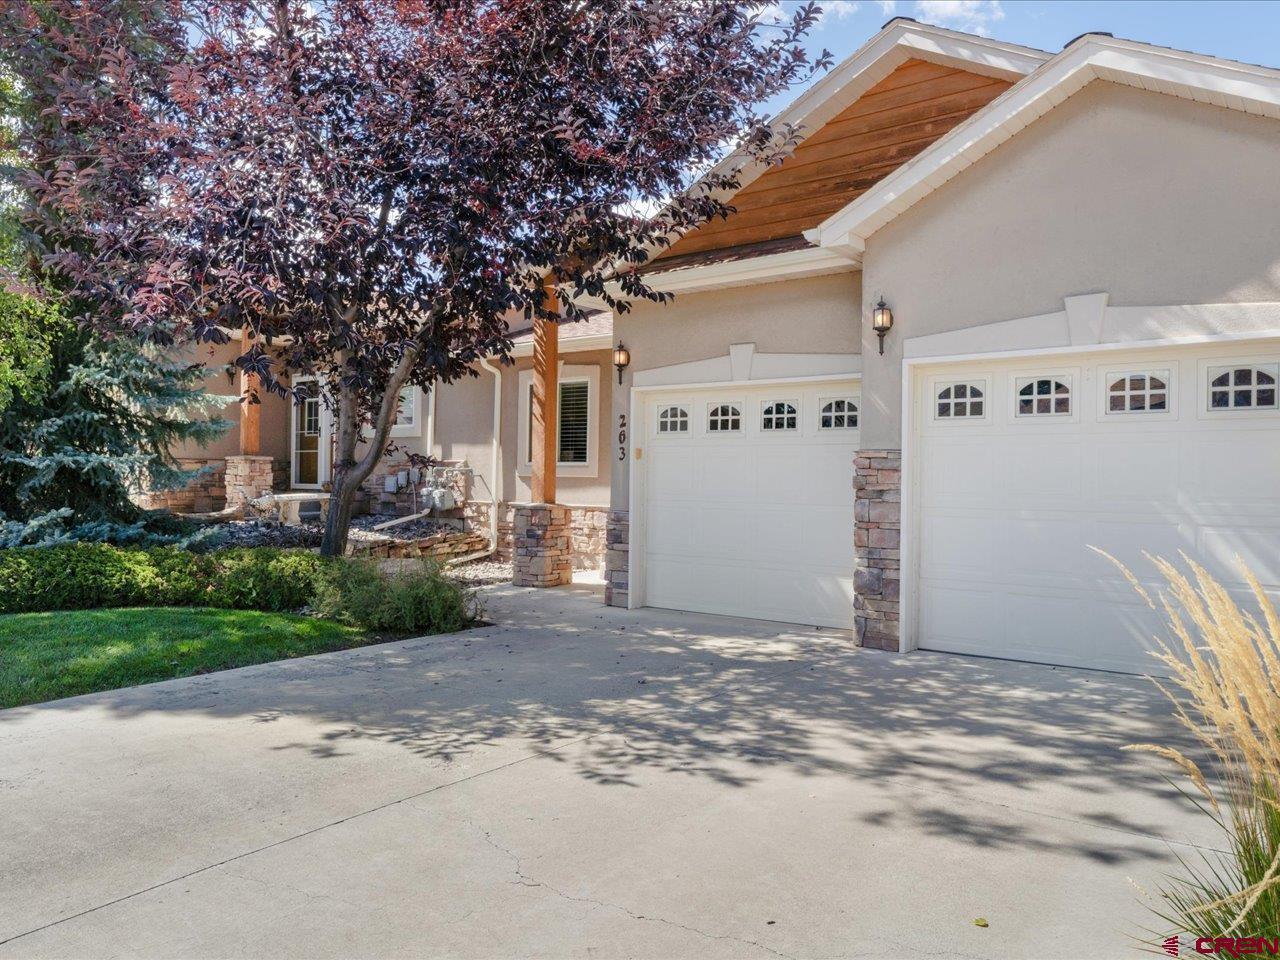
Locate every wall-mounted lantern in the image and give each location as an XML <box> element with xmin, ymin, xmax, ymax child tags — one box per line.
<box><xmin>872</xmin><ymin>298</ymin><xmax>894</xmax><ymax>355</ymax></box>
<box><xmin>613</xmin><ymin>340</ymin><xmax>631</xmax><ymax>384</ymax></box>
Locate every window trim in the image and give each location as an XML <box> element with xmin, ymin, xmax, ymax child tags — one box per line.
<box><xmin>389</xmin><ymin>385</ymin><xmax>423</xmax><ymax>437</ymax></box>
<box><xmin>517</xmin><ymin>364</ymin><xmax>600</xmax><ymax>478</ymax></box>
<box><xmin>1012</xmin><ymin>372</ymin><xmax>1076</xmax><ymax>420</ymax></box>
<box><xmin>706</xmin><ymin>401</ymin><xmax>744</xmax><ymax>434</ymax></box>
<box><xmin>1099</xmin><ymin>367</ymin><xmax>1175</xmax><ymax>420</ymax></box>
<box><xmin>655</xmin><ymin>404</ymin><xmax>691</xmax><ymax>436</ymax></box>
<box><xmin>931</xmin><ymin>379</ymin><xmax>989</xmax><ymax>423</ymax></box>
<box><xmin>760</xmin><ymin>399</ymin><xmax>800</xmax><ymax>432</ymax></box>
<box><xmin>1203</xmin><ymin>360</ymin><xmax>1280</xmax><ymax>415</ymax></box>
<box><xmin>818</xmin><ymin>396</ymin><xmax>860</xmax><ymax>431</ymax></box>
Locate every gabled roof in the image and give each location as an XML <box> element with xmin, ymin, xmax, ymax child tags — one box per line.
<box><xmin>642</xmin><ymin>20</ymin><xmax>1049</xmax><ymax>268</ymax></box>
<box><xmin>806</xmin><ymin>32</ymin><xmax>1280</xmax><ymax>258</ymax></box>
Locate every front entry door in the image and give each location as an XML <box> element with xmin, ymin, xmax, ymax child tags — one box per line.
<box><xmin>291</xmin><ymin>380</ymin><xmax>332</xmax><ymax>488</ymax></box>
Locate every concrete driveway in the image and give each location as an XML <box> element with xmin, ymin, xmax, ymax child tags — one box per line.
<box><xmin>1</xmin><ymin>583</ymin><xmax>1214</xmax><ymax>959</ymax></box>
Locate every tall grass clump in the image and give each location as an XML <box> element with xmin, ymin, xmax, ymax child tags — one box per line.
<box><xmin>1105</xmin><ymin>551</ymin><xmax>1280</xmax><ymax>940</ymax></box>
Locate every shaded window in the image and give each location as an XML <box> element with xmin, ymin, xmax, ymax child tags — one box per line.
<box><xmin>761</xmin><ymin>401</ymin><xmax>798</xmax><ymax>431</ymax></box>
<box><xmin>1107</xmin><ymin>372</ymin><xmax>1168</xmax><ymax>413</ymax></box>
<box><xmin>525</xmin><ymin>379</ymin><xmax>591</xmax><ymax>465</ymax></box>
<box><xmin>395</xmin><ymin>386</ymin><xmax>416</xmax><ymax>426</ymax></box>
<box><xmin>1208</xmin><ymin>364</ymin><xmax>1278</xmax><ymax>410</ymax></box>
<box><xmin>557</xmin><ymin>381</ymin><xmax>590</xmax><ymax>463</ymax></box>
<box><xmin>1016</xmin><ymin>377</ymin><xmax>1071</xmax><ymax>416</ymax></box>
<box><xmin>708</xmin><ymin>404</ymin><xmax>741</xmax><ymax>432</ymax></box>
<box><xmin>657</xmin><ymin>406</ymin><xmax>689</xmax><ymax>433</ymax></box>
<box><xmin>936</xmin><ymin>382</ymin><xmax>985</xmax><ymax>419</ymax></box>
<box><xmin>820</xmin><ymin>399</ymin><xmax>859</xmax><ymax>429</ymax></box>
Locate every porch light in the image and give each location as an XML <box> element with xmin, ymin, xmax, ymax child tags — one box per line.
<box><xmin>872</xmin><ymin>298</ymin><xmax>894</xmax><ymax>355</ymax></box>
<box><xmin>613</xmin><ymin>340</ymin><xmax>631</xmax><ymax>384</ymax></box>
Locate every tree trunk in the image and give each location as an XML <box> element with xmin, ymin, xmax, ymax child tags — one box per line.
<box><xmin>319</xmin><ymin>469</ymin><xmax>359</xmax><ymax>557</ymax></box>
<box><xmin>317</xmin><ymin>345</ymin><xmax>421</xmax><ymax>557</ymax></box>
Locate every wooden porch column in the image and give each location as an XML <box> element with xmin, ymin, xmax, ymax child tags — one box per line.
<box><xmin>530</xmin><ymin>276</ymin><xmax>559</xmax><ymax>504</ymax></box>
<box><xmin>239</xmin><ymin>325</ymin><xmax>261</xmax><ymax>456</ymax></box>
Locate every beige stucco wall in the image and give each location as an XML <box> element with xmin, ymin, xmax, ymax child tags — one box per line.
<box><xmin>609</xmin><ymin>270</ymin><xmax>863</xmax><ymax>507</ymax></box>
<box><xmin>860</xmin><ymin>80</ymin><xmax>1280</xmax><ymax>449</ymax></box>
<box><xmin>170</xmin><ymin>338</ymin><xmax>291</xmax><ymax>462</ymax></box>
<box><xmin>432</xmin><ymin>348</ymin><xmax>614</xmax><ymax>509</ymax></box>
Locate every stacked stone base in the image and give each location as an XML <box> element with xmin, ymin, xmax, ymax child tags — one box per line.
<box><xmin>134</xmin><ymin>458</ymin><xmax>228</xmax><ymax>513</ymax></box>
<box><xmin>466</xmin><ymin>501</ymin><xmax>606</xmax><ymax>571</ymax></box>
<box><xmin>512</xmin><ymin>503</ymin><xmax>572</xmax><ymax>588</ymax></box>
<box><xmin>604</xmin><ymin>509</ymin><xmax>629</xmax><ymax>607</ymax></box>
<box><xmin>225</xmin><ymin>455</ymin><xmax>278</xmax><ymax>508</ymax></box>
<box><xmin>347</xmin><ymin>529</ymin><xmax>489</xmax><ymax>561</ymax></box>
<box><xmin>854</xmin><ymin>449</ymin><xmax>902</xmax><ymax>652</ymax></box>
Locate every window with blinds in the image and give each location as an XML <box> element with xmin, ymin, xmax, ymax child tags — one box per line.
<box><xmin>525</xmin><ymin>379</ymin><xmax>591</xmax><ymax>466</ymax></box>
<box><xmin>557</xmin><ymin>381</ymin><xmax>590</xmax><ymax>464</ymax></box>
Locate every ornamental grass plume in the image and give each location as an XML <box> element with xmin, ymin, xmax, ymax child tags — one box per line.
<box><xmin>1097</xmin><ymin>550</ymin><xmax>1280</xmax><ymax>939</ymax></box>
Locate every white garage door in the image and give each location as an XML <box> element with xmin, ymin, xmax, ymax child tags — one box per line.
<box><xmin>913</xmin><ymin>341</ymin><xmax>1280</xmax><ymax>673</ymax></box>
<box><xmin>638</xmin><ymin>379</ymin><xmax>859</xmax><ymax>628</ymax></box>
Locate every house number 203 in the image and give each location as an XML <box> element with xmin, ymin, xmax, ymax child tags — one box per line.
<box><xmin>617</xmin><ymin>413</ymin><xmax>627</xmax><ymax>461</ymax></box>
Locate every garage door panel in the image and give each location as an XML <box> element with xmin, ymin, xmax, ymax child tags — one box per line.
<box><xmin>1095</xmin><ymin>439</ymin><xmax>1181</xmax><ymax>501</ymax></box>
<box><xmin>916</xmin><ymin>342</ymin><xmax>1280</xmax><ymax>674</ymax></box>
<box><xmin>804</xmin><ymin>445</ymin><xmax>863</xmax><ymax>505</ymax></box>
<box><xmin>1192</xmin><ymin>437</ymin><xmax>1280</xmax><ymax>498</ymax></box>
<box><xmin>1006</xmin><ymin>441</ymin><xmax>1084</xmax><ymax>501</ymax></box>
<box><xmin>920</xmin><ymin>512</ymin><xmax>999</xmax><ymax>579</ymax></box>
<box><xmin>1087</xmin><ymin>518</ymin><xmax>1192</xmax><ymax>573</ymax></box>
<box><xmin>641</xmin><ymin>380</ymin><xmax>858</xmax><ymax>630</ymax></box>
<box><xmin>698</xmin><ymin>450</ymin><xmax>756</xmax><ymax>501</ymax></box>
<box><xmin>1199</xmin><ymin>525</ymin><xmax>1280</xmax><ymax>586</ymax></box>
<box><xmin>799</xmin><ymin>507</ymin><xmax>854</xmax><ymax>569</ymax></box>
<box><xmin>920</xmin><ymin>440</ymin><xmax>998</xmax><ymax>502</ymax></box>
<box><xmin>647</xmin><ymin>502</ymin><xmax>699</xmax><ymax>555</ymax></box>
<box><xmin>649</xmin><ymin>450</ymin><xmax>695</xmax><ymax>499</ymax></box>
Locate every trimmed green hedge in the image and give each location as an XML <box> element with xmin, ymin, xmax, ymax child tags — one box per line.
<box><xmin>0</xmin><ymin>544</ymin><xmax>328</xmax><ymax>614</ymax></box>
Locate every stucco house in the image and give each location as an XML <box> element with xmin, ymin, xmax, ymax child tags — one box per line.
<box><xmin>162</xmin><ymin>18</ymin><xmax>1280</xmax><ymax>675</ymax></box>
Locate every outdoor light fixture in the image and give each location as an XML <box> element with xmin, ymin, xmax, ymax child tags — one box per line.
<box><xmin>613</xmin><ymin>340</ymin><xmax>631</xmax><ymax>384</ymax></box>
<box><xmin>872</xmin><ymin>297</ymin><xmax>894</xmax><ymax>355</ymax></box>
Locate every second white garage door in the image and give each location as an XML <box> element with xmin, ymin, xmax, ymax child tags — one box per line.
<box><xmin>637</xmin><ymin>379</ymin><xmax>859</xmax><ymax>629</ymax></box>
<box><xmin>912</xmin><ymin>341</ymin><xmax>1280</xmax><ymax>674</ymax></box>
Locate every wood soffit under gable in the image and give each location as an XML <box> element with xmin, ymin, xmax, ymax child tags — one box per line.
<box><xmin>656</xmin><ymin>59</ymin><xmax>1013</xmax><ymax>261</ymax></box>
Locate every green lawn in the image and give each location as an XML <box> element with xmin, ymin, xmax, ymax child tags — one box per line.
<box><xmin>0</xmin><ymin>607</ymin><xmax>371</xmax><ymax>709</ymax></box>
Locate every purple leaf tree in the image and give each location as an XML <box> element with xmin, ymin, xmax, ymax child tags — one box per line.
<box><xmin>4</xmin><ymin>0</ymin><xmax>828</xmax><ymax>554</ymax></box>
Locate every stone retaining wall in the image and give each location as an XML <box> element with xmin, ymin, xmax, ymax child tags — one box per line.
<box><xmin>854</xmin><ymin>449</ymin><xmax>902</xmax><ymax>652</ymax></box>
<box><xmin>346</xmin><ymin>529</ymin><xmax>489</xmax><ymax>561</ymax></box>
<box><xmin>134</xmin><ymin>458</ymin><xmax>228</xmax><ymax>513</ymax></box>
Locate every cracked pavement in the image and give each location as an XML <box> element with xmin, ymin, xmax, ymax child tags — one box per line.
<box><xmin>0</xmin><ymin>582</ymin><xmax>1215</xmax><ymax>958</ymax></box>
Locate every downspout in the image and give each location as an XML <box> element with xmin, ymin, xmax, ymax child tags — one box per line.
<box><xmin>424</xmin><ymin>383</ymin><xmax>437</xmax><ymax>461</ymax></box>
<box><xmin>474</xmin><ymin>357</ymin><xmax>503</xmax><ymax>555</ymax></box>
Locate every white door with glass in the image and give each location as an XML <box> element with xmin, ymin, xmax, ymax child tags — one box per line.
<box><xmin>637</xmin><ymin>379</ymin><xmax>859</xmax><ymax>629</ymax></box>
<box><xmin>291</xmin><ymin>379</ymin><xmax>332</xmax><ymax>488</ymax></box>
<box><xmin>912</xmin><ymin>341</ymin><xmax>1280</xmax><ymax>674</ymax></box>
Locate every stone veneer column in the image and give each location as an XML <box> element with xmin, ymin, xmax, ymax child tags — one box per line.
<box><xmin>224</xmin><ymin>455</ymin><xmax>276</xmax><ymax>509</ymax></box>
<box><xmin>604</xmin><ymin>509</ymin><xmax>629</xmax><ymax>607</ymax></box>
<box><xmin>854</xmin><ymin>449</ymin><xmax>902</xmax><ymax>652</ymax></box>
<box><xmin>511</xmin><ymin>503</ymin><xmax>572</xmax><ymax>588</ymax></box>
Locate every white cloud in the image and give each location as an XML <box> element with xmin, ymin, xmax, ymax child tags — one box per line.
<box><xmin>876</xmin><ymin>0</ymin><xmax>897</xmax><ymax>14</ymax></box>
<box><xmin>818</xmin><ymin>1</ymin><xmax>861</xmax><ymax>21</ymax></box>
<box><xmin>911</xmin><ymin>0</ymin><xmax>1004</xmax><ymax>35</ymax></box>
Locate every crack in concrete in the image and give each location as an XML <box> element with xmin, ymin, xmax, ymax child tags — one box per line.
<box><xmin>473</xmin><ymin>824</ymin><xmax>796</xmax><ymax>960</ymax></box>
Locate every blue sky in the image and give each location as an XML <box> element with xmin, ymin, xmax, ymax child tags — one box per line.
<box><xmin>761</xmin><ymin>1</ymin><xmax>1280</xmax><ymax>113</ymax></box>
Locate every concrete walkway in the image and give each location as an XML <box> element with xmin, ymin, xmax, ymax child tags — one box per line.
<box><xmin>1</xmin><ymin>584</ymin><xmax>1214</xmax><ymax>959</ymax></box>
